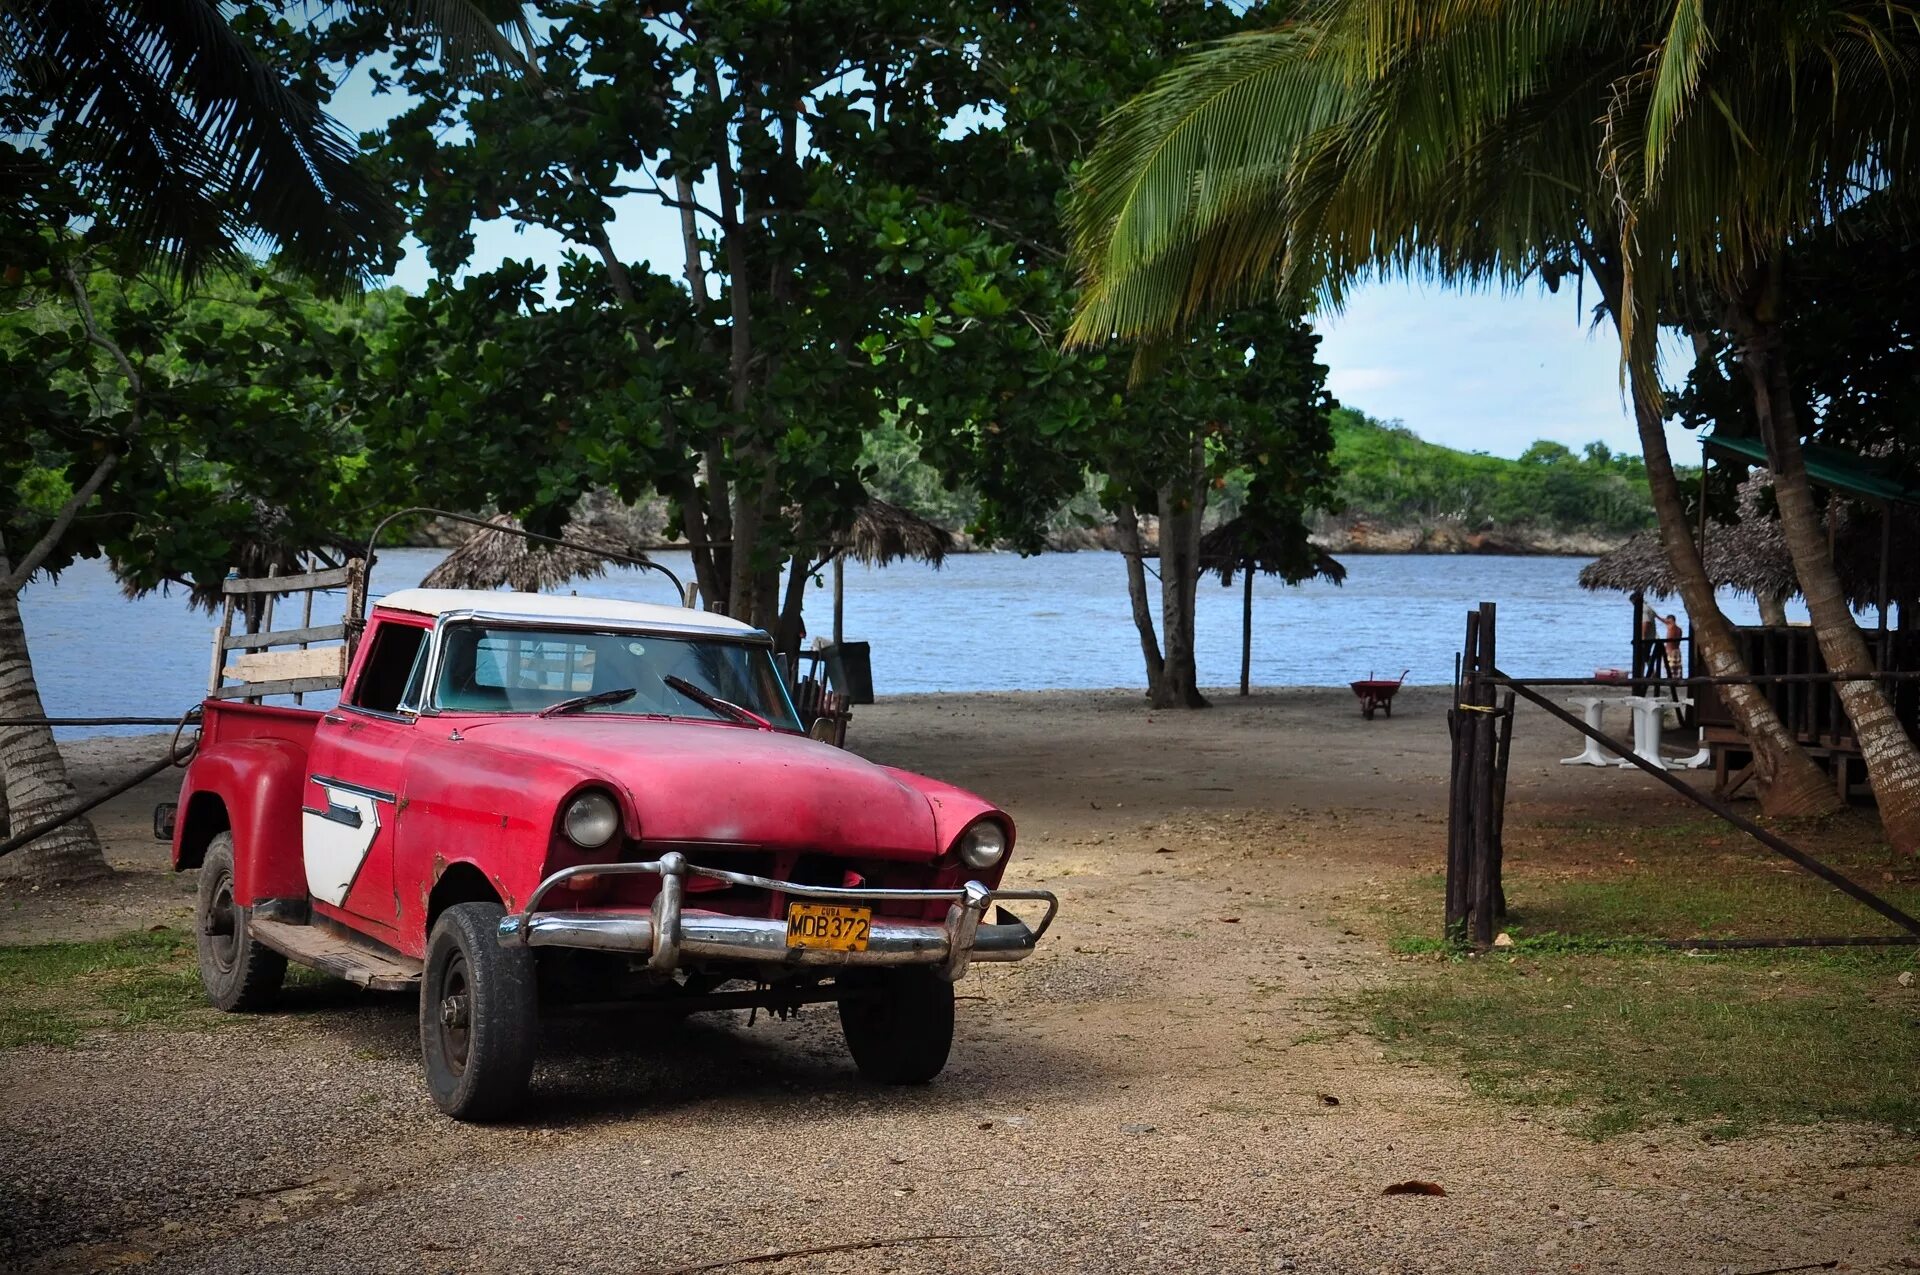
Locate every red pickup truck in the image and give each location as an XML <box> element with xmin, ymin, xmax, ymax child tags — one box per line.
<box><xmin>168</xmin><ymin>587</ymin><xmax>1057</xmax><ymax>1120</ymax></box>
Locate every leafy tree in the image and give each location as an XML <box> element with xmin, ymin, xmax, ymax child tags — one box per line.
<box><xmin>1</xmin><ymin>236</ymin><xmax>400</xmax><ymax>882</ymax></box>
<box><xmin>1328</xmin><ymin>411</ymin><xmax>1654</xmax><ymax>536</ymax></box>
<box><xmin>348</xmin><ymin>0</ymin><xmax>1340</xmax><ymax>705</ymax></box>
<box><xmin>1</xmin><ymin>0</ymin><xmax>399</xmax><ymax>884</ymax></box>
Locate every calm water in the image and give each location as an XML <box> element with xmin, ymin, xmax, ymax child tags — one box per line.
<box><xmin>21</xmin><ymin>550</ymin><xmax>1790</xmax><ymax>735</ymax></box>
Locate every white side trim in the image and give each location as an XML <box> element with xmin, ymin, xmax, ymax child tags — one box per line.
<box><xmin>302</xmin><ymin>785</ymin><xmax>383</xmax><ymax>907</ymax></box>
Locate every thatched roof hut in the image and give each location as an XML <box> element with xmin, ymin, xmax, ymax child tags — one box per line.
<box><xmin>421</xmin><ymin>513</ymin><xmax>641</xmax><ymax>593</ymax></box>
<box><xmin>834</xmin><ymin>499</ymin><xmax>953</xmax><ymax>568</ymax></box>
<box><xmin>1198</xmin><ymin>515</ymin><xmax>1347</xmax><ymax>588</ymax></box>
<box><xmin>1579</xmin><ymin>475</ymin><xmax>1799</xmax><ymax>602</ymax></box>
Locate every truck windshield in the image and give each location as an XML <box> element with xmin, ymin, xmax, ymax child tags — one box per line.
<box><xmin>433</xmin><ymin>624</ymin><xmax>801</xmax><ymax>730</ymax></box>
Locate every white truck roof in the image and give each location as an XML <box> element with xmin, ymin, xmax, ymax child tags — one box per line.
<box><xmin>373</xmin><ymin>588</ymin><xmax>761</xmax><ymax>635</ymax></box>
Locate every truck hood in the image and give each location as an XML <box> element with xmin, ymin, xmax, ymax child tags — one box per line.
<box><xmin>454</xmin><ymin>716</ymin><xmax>943</xmax><ymax>857</ymax></box>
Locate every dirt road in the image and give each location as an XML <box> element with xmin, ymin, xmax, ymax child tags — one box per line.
<box><xmin>3</xmin><ymin>689</ymin><xmax>1916</xmax><ymax>1274</ymax></box>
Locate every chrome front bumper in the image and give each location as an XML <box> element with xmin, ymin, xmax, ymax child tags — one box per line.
<box><xmin>497</xmin><ymin>852</ymin><xmax>1059</xmax><ymax>983</ymax></box>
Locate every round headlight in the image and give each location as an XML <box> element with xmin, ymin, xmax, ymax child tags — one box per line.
<box><xmin>957</xmin><ymin>820</ymin><xmax>1008</xmax><ymax>870</ymax></box>
<box><xmin>563</xmin><ymin>790</ymin><xmax>621</xmax><ymax>849</ymax></box>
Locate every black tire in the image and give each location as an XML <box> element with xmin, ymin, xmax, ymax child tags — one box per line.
<box><xmin>838</xmin><ymin>969</ymin><xmax>955</xmax><ymax>1084</ymax></box>
<box><xmin>195</xmin><ymin>833</ymin><xmax>286</xmax><ymax>1012</ymax></box>
<box><xmin>420</xmin><ymin>902</ymin><xmax>539</xmax><ymax>1121</ymax></box>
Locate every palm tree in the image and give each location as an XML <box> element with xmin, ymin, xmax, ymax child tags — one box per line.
<box><xmin>1</xmin><ymin>0</ymin><xmax>400</xmax><ymax>282</ymax></box>
<box><xmin>1</xmin><ymin>0</ymin><xmax>401</xmax><ymax>883</ymax></box>
<box><xmin>1066</xmin><ymin>2</ymin><xmax>1842</xmax><ymax>818</ymax></box>
<box><xmin>1605</xmin><ymin>1</ymin><xmax>1920</xmax><ymax>849</ymax></box>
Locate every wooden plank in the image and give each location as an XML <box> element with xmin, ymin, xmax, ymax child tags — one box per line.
<box><xmin>223</xmin><ymin>647</ymin><xmax>345</xmax><ymax>683</ymax></box>
<box><xmin>208</xmin><ymin>595</ymin><xmax>235</xmax><ymax>695</ymax></box>
<box><xmin>250</xmin><ymin>917</ymin><xmax>420</xmax><ymax>990</ymax></box>
<box><xmin>222</xmin><ymin>624</ymin><xmax>347</xmax><ymax>651</ymax></box>
<box><xmin>208</xmin><ymin>676</ymin><xmax>343</xmax><ymax>700</ymax></box>
<box><xmin>223</xmin><ymin>565</ymin><xmax>354</xmax><ymax>595</ymax></box>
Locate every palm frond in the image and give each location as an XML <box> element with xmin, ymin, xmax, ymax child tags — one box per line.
<box><xmin>7</xmin><ymin>0</ymin><xmax>401</xmax><ymax>283</ymax></box>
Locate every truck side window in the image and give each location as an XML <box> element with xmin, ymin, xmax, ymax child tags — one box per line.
<box><xmin>353</xmin><ymin>624</ymin><xmax>429</xmax><ymax>713</ymax></box>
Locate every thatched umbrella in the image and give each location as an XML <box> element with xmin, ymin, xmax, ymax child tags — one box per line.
<box><xmin>1196</xmin><ymin>515</ymin><xmax>1348</xmax><ymax>696</ymax></box>
<box><xmin>421</xmin><ymin>514</ymin><xmax>641</xmax><ymax>593</ymax></box>
<box><xmin>823</xmin><ymin>499</ymin><xmax>955</xmax><ymax>644</ymax></box>
<box><xmin>836</xmin><ymin>499</ymin><xmax>954</xmax><ymax>568</ymax></box>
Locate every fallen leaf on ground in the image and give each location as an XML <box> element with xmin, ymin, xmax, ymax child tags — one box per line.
<box><xmin>1382</xmin><ymin>1181</ymin><xmax>1446</xmax><ymax>1197</ymax></box>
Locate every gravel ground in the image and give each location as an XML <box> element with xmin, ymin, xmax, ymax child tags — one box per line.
<box><xmin>3</xmin><ymin>688</ymin><xmax>1917</xmax><ymax>1274</ymax></box>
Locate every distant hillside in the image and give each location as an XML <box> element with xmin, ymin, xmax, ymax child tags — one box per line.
<box><xmin>1314</xmin><ymin>409</ymin><xmax>1656</xmax><ymax>553</ymax></box>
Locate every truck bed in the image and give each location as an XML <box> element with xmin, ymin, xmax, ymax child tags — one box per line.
<box><xmin>196</xmin><ymin>698</ymin><xmax>323</xmax><ymax>752</ymax></box>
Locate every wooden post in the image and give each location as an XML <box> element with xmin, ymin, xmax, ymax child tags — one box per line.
<box><xmin>295</xmin><ymin>567</ymin><xmax>315</xmax><ymax>707</ymax></box>
<box><xmin>1445</xmin><ymin>609</ymin><xmax>1481</xmax><ymax>942</ymax></box>
<box><xmin>1468</xmin><ymin>601</ymin><xmax>1499</xmax><ymax>948</ymax></box>
<box><xmin>1489</xmin><ymin>688</ymin><xmax>1516</xmax><ymax>919</ymax></box>
<box><xmin>208</xmin><ymin>585</ymin><xmax>236</xmax><ymax>696</ymax></box>
<box><xmin>1239</xmin><ymin>567</ymin><xmax>1253</xmax><ymax>697</ymax></box>
<box><xmin>1878</xmin><ymin>499</ymin><xmax>1893</xmax><ymax>666</ymax></box>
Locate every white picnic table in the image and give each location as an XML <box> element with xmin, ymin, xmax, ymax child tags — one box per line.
<box><xmin>1560</xmin><ymin>694</ymin><xmax>1707</xmax><ymax>771</ymax></box>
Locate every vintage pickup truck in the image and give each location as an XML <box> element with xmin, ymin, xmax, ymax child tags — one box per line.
<box><xmin>168</xmin><ymin>585</ymin><xmax>1057</xmax><ymax>1120</ymax></box>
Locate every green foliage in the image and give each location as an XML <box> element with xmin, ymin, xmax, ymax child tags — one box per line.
<box><xmin>0</xmin><ymin>230</ymin><xmax>407</xmax><ymax>596</ymax></box>
<box><xmin>1</xmin><ymin>1</ymin><xmax>397</xmax><ymax>283</ymax></box>
<box><xmin>1327</xmin><ymin>408</ymin><xmax>1654</xmax><ymax>534</ymax></box>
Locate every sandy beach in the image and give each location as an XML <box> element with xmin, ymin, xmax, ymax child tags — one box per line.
<box><xmin>2</xmin><ymin>688</ymin><xmax>1916</xmax><ymax>1274</ymax></box>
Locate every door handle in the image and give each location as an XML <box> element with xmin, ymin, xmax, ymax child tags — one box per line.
<box><xmin>322</xmin><ymin>712</ymin><xmax>346</xmax><ymax>724</ymax></box>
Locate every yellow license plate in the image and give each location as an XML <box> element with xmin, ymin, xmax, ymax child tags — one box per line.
<box><xmin>786</xmin><ymin>902</ymin><xmax>872</xmax><ymax>952</ymax></box>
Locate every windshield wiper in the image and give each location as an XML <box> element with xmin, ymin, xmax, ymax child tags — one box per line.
<box><xmin>663</xmin><ymin>675</ymin><xmax>772</xmax><ymax>729</ymax></box>
<box><xmin>538</xmin><ymin>687</ymin><xmax>639</xmax><ymax>718</ymax></box>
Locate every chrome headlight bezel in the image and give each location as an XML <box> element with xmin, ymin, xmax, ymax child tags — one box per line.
<box><xmin>956</xmin><ymin>818</ymin><xmax>1009</xmax><ymax>870</ymax></box>
<box><xmin>563</xmin><ymin>789</ymin><xmax>621</xmax><ymax>849</ymax></box>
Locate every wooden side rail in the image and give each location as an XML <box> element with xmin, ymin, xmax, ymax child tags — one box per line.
<box><xmin>209</xmin><ymin>558</ymin><xmax>365</xmax><ymax>704</ymax></box>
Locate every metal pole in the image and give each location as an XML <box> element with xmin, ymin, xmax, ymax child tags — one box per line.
<box><xmin>1239</xmin><ymin>568</ymin><xmax>1253</xmax><ymax>697</ymax></box>
<box><xmin>832</xmin><ymin>553</ymin><xmax>845</xmax><ymax>647</ymax></box>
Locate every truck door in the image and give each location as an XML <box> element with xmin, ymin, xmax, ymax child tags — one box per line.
<box><xmin>303</xmin><ymin>619</ymin><xmax>430</xmax><ymax>934</ymax></box>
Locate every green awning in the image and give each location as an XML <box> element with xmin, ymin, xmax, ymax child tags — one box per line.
<box><xmin>1703</xmin><ymin>431</ymin><xmax>1918</xmax><ymax>506</ymax></box>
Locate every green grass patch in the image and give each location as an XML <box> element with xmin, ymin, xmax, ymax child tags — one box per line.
<box><xmin>1357</xmin><ymin>947</ymin><xmax>1920</xmax><ymax>1138</ymax></box>
<box><xmin>1334</xmin><ymin>810</ymin><xmax>1920</xmax><ymax>1137</ymax></box>
<box><xmin>0</xmin><ymin>928</ymin><xmax>209</xmax><ymax>1047</ymax></box>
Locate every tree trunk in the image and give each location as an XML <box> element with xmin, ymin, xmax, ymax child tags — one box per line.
<box><xmin>1582</xmin><ymin>242</ymin><xmax>1837</xmax><ymax>816</ymax></box>
<box><xmin>775</xmin><ymin>553</ymin><xmax>811</xmax><ymax>665</ymax></box>
<box><xmin>0</xmin><ymin>587</ymin><xmax>109</xmax><ymax>883</ymax></box>
<box><xmin>1153</xmin><ymin>452</ymin><xmax>1209</xmax><ymax>710</ymax></box>
<box><xmin>1114</xmin><ymin>503</ymin><xmax>1166</xmax><ymax>701</ymax></box>
<box><xmin>1731</xmin><ymin>287</ymin><xmax>1920</xmax><ymax>849</ymax></box>
<box><xmin>1757</xmin><ymin>592</ymin><xmax>1790</xmax><ymax>627</ymax></box>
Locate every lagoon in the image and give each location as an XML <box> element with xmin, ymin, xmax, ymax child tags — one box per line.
<box><xmin>21</xmin><ymin>549</ymin><xmax>1791</xmax><ymax>734</ymax></box>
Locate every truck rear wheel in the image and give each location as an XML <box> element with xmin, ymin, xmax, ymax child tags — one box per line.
<box><xmin>421</xmin><ymin>902</ymin><xmax>538</xmax><ymax>1121</ymax></box>
<box><xmin>195</xmin><ymin>834</ymin><xmax>286</xmax><ymax>1012</ymax></box>
<box><xmin>838</xmin><ymin>969</ymin><xmax>954</xmax><ymax>1084</ymax></box>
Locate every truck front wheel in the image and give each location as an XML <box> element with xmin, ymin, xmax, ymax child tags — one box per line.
<box><xmin>838</xmin><ymin>969</ymin><xmax>954</xmax><ymax>1084</ymax></box>
<box><xmin>195</xmin><ymin>834</ymin><xmax>286</xmax><ymax>1012</ymax></box>
<box><xmin>420</xmin><ymin>902</ymin><xmax>538</xmax><ymax>1121</ymax></box>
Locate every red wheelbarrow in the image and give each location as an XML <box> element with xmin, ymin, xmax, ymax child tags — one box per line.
<box><xmin>1350</xmin><ymin>670</ymin><xmax>1410</xmax><ymax>720</ymax></box>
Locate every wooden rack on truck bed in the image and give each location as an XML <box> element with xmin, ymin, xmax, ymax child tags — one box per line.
<box><xmin>208</xmin><ymin>559</ymin><xmax>366</xmax><ymax>703</ymax></box>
